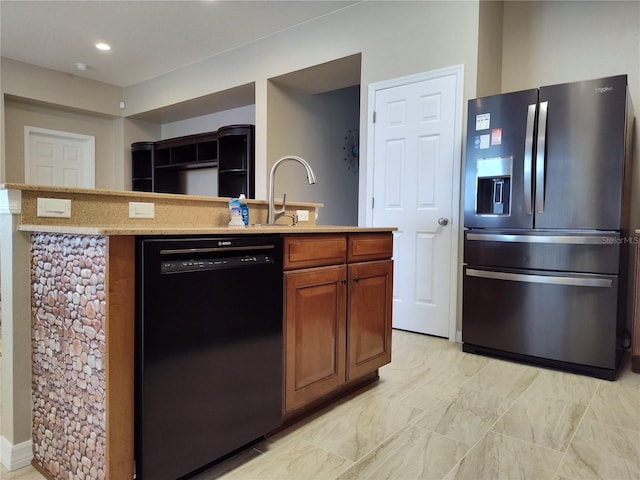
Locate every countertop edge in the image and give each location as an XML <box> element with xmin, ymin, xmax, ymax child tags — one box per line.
<box><xmin>19</xmin><ymin>224</ymin><xmax>398</xmax><ymax>236</ymax></box>
<box><xmin>1</xmin><ymin>183</ymin><xmax>323</xmax><ymax>208</ymax></box>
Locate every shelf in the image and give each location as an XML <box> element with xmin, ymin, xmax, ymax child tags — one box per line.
<box><xmin>156</xmin><ymin>161</ymin><xmax>218</xmax><ymax>170</ymax></box>
<box><xmin>131</xmin><ymin>142</ymin><xmax>155</xmax><ymax>192</ymax></box>
<box><xmin>217</xmin><ymin>125</ymin><xmax>254</xmax><ymax>198</ymax></box>
<box><xmin>154</xmin><ymin>132</ymin><xmax>218</xmax><ymax>167</ymax></box>
<box><xmin>132</xmin><ymin>125</ymin><xmax>254</xmax><ymax>197</ymax></box>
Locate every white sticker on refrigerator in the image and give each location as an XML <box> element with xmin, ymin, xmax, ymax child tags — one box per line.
<box><xmin>479</xmin><ymin>134</ymin><xmax>490</xmax><ymax>149</ymax></box>
<box><xmin>476</xmin><ymin>113</ymin><xmax>490</xmax><ymax>131</ymax></box>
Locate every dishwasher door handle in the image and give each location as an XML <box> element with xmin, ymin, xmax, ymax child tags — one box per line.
<box><xmin>160</xmin><ymin>245</ymin><xmax>274</xmax><ymax>255</ymax></box>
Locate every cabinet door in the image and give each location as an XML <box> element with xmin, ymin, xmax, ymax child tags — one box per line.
<box><xmin>347</xmin><ymin>260</ymin><xmax>393</xmax><ymax>380</ymax></box>
<box><xmin>284</xmin><ymin>265</ymin><xmax>347</xmax><ymax>413</ymax></box>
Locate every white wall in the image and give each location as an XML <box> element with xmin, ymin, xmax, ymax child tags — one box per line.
<box><xmin>2</xmin><ymin>58</ymin><xmax>122</xmax><ymax>117</ymax></box>
<box><xmin>161</xmin><ymin>104</ymin><xmax>255</xmax><ymax>139</ymax></box>
<box><xmin>476</xmin><ymin>0</ymin><xmax>504</xmax><ymax>97</ymax></box>
<box><xmin>502</xmin><ymin>1</ymin><xmax>639</xmax><ymax>95</ymax></box>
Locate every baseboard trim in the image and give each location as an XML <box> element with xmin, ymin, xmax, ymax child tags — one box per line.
<box><xmin>0</xmin><ymin>436</ymin><xmax>33</xmax><ymax>471</ymax></box>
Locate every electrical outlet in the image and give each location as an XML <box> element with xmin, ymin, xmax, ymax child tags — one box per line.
<box><xmin>37</xmin><ymin>198</ymin><xmax>71</xmax><ymax>218</ymax></box>
<box><xmin>129</xmin><ymin>202</ymin><xmax>155</xmax><ymax>219</ymax></box>
<box><xmin>296</xmin><ymin>209</ymin><xmax>310</xmax><ymax>222</ymax></box>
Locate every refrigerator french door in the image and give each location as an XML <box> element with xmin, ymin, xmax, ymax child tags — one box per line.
<box><xmin>464</xmin><ymin>75</ymin><xmax>630</xmax><ymax>230</ymax></box>
<box><xmin>462</xmin><ymin>75</ymin><xmax>633</xmax><ymax>380</ymax></box>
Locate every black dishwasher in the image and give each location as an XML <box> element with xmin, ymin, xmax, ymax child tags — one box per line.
<box><xmin>135</xmin><ymin>235</ymin><xmax>283</xmax><ymax>480</ymax></box>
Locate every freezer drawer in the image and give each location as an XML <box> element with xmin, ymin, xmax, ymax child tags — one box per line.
<box><xmin>462</xmin><ymin>266</ymin><xmax>620</xmax><ymax>374</ymax></box>
<box><xmin>464</xmin><ymin>231</ymin><xmax>620</xmax><ymax>274</ymax></box>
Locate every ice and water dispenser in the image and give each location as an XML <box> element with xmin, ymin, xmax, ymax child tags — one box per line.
<box><xmin>475</xmin><ymin>156</ymin><xmax>512</xmax><ymax>215</ymax></box>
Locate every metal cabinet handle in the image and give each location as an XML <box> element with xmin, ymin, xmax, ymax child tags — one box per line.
<box><xmin>535</xmin><ymin>101</ymin><xmax>548</xmax><ymax>214</ymax></box>
<box><xmin>342</xmin><ymin>279</ymin><xmax>348</xmax><ymax>284</ymax></box>
<box><xmin>466</xmin><ymin>232</ymin><xmax>616</xmax><ymax>245</ymax></box>
<box><xmin>353</xmin><ymin>276</ymin><xmax>360</xmax><ymax>283</ymax></box>
<box><xmin>438</xmin><ymin>218</ymin><xmax>449</xmax><ymax>226</ymax></box>
<box><xmin>523</xmin><ymin>103</ymin><xmax>536</xmax><ymax>215</ymax></box>
<box><xmin>466</xmin><ymin>268</ymin><xmax>612</xmax><ymax>288</ymax></box>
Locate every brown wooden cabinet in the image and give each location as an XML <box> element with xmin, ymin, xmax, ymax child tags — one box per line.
<box><xmin>347</xmin><ymin>259</ymin><xmax>393</xmax><ymax>380</ymax></box>
<box><xmin>283</xmin><ymin>232</ymin><xmax>393</xmax><ymax>415</ymax></box>
<box><xmin>284</xmin><ymin>264</ymin><xmax>347</xmax><ymax>412</ymax></box>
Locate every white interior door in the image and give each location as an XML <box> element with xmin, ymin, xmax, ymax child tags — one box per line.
<box><xmin>367</xmin><ymin>67</ymin><xmax>462</xmax><ymax>338</ymax></box>
<box><xmin>25</xmin><ymin>127</ymin><xmax>95</xmax><ymax>188</ymax></box>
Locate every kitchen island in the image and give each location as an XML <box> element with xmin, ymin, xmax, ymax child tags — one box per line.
<box><xmin>0</xmin><ymin>184</ymin><xmax>394</xmax><ymax>480</ymax></box>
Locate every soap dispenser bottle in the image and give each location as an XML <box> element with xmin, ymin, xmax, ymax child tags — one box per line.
<box><xmin>239</xmin><ymin>194</ymin><xmax>249</xmax><ymax>226</ymax></box>
<box><xmin>228</xmin><ymin>197</ymin><xmax>245</xmax><ymax>227</ymax></box>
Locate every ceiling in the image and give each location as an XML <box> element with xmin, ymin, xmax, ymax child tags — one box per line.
<box><xmin>1</xmin><ymin>0</ymin><xmax>360</xmax><ymax>88</ymax></box>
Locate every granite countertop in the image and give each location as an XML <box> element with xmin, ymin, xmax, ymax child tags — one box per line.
<box><xmin>4</xmin><ymin>183</ymin><xmax>396</xmax><ymax>235</ymax></box>
<box><xmin>18</xmin><ymin>224</ymin><xmax>396</xmax><ymax>235</ymax></box>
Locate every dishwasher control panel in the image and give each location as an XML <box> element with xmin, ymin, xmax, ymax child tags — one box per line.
<box><xmin>161</xmin><ymin>254</ymin><xmax>274</xmax><ymax>274</ymax></box>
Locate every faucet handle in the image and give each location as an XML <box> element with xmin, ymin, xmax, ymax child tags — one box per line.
<box><xmin>281</xmin><ymin>193</ymin><xmax>287</xmax><ymax>211</ymax></box>
<box><xmin>280</xmin><ymin>213</ymin><xmax>299</xmax><ymax>226</ymax></box>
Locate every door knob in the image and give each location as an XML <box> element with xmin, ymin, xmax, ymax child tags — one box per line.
<box><xmin>438</xmin><ymin>217</ymin><xmax>449</xmax><ymax>226</ymax></box>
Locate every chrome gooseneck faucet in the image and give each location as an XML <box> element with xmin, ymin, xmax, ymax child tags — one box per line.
<box><xmin>268</xmin><ymin>155</ymin><xmax>317</xmax><ymax>224</ymax></box>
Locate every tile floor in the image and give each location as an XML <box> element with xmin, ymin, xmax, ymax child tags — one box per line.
<box><xmin>1</xmin><ymin>330</ymin><xmax>639</xmax><ymax>479</ymax></box>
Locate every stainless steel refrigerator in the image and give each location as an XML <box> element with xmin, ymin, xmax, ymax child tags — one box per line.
<box><xmin>462</xmin><ymin>75</ymin><xmax>634</xmax><ymax>380</ymax></box>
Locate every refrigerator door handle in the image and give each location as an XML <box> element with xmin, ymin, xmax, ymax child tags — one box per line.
<box><xmin>466</xmin><ymin>232</ymin><xmax>617</xmax><ymax>245</ymax></box>
<box><xmin>535</xmin><ymin>101</ymin><xmax>549</xmax><ymax>213</ymax></box>
<box><xmin>523</xmin><ymin>104</ymin><xmax>536</xmax><ymax>215</ymax></box>
<box><xmin>466</xmin><ymin>268</ymin><xmax>612</xmax><ymax>288</ymax></box>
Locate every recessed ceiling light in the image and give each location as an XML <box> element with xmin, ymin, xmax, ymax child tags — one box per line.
<box><xmin>95</xmin><ymin>42</ymin><xmax>111</xmax><ymax>51</ymax></box>
<box><xmin>75</xmin><ymin>63</ymin><xmax>87</xmax><ymax>71</ymax></box>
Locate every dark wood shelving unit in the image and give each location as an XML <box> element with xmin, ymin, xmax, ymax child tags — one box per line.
<box><xmin>131</xmin><ymin>125</ymin><xmax>255</xmax><ymax>198</ymax></box>
<box><xmin>217</xmin><ymin>124</ymin><xmax>255</xmax><ymax>198</ymax></box>
<box><xmin>131</xmin><ymin>141</ymin><xmax>155</xmax><ymax>193</ymax></box>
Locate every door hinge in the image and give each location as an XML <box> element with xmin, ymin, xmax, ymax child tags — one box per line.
<box><xmin>373</xmin><ymin>111</ymin><xmax>376</xmax><ymax>123</ymax></box>
<box><xmin>372</xmin><ymin>197</ymin><xmax>375</xmax><ymax>209</ymax></box>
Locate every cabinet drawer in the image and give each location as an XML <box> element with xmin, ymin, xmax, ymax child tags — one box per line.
<box><xmin>283</xmin><ymin>235</ymin><xmax>347</xmax><ymax>270</ymax></box>
<box><xmin>348</xmin><ymin>233</ymin><xmax>393</xmax><ymax>262</ymax></box>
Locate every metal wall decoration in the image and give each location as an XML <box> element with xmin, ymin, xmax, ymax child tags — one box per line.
<box><xmin>342</xmin><ymin>129</ymin><xmax>359</xmax><ymax>174</ymax></box>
